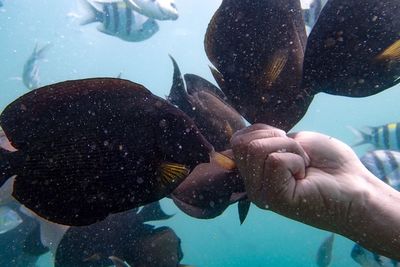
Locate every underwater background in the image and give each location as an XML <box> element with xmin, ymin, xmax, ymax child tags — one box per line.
<box><xmin>0</xmin><ymin>0</ymin><xmax>399</xmax><ymax>266</ymax></box>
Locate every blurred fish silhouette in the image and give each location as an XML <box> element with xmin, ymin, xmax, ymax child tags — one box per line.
<box><xmin>79</xmin><ymin>0</ymin><xmax>159</xmax><ymax>42</ymax></box>
<box><xmin>125</xmin><ymin>0</ymin><xmax>178</xmax><ymax>21</ymax></box>
<box><xmin>22</xmin><ymin>43</ymin><xmax>51</xmax><ymax>90</ymax></box>
<box><xmin>205</xmin><ymin>0</ymin><xmax>400</xmax><ymax>130</ymax></box>
<box><xmin>0</xmin><ymin>78</ymin><xmax>233</xmax><ymax>226</ymax></box>
<box><xmin>301</xmin><ymin>0</ymin><xmax>325</xmax><ymax>30</ymax></box>
<box><xmin>351</xmin><ymin>244</ymin><xmax>398</xmax><ymax>267</ymax></box>
<box><xmin>350</xmin><ymin>122</ymin><xmax>400</xmax><ymax>151</ymax></box>
<box><xmin>0</xmin><ymin>205</ymin><xmax>23</xmax><ymax>234</ymax></box>
<box><xmin>316</xmin><ymin>233</ymin><xmax>334</xmax><ymax>267</ymax></box>
<box><xmin>109</xmin><ymin>256</ymin><xmax>131</xmax><ymax>267</ymax></box>
<box><xmin>55</xmin><ymin>201</ymin><xmax>192</xmax><ymax>267</ymax></box>
<box><xmin>168</xmin><ymin>55</ymin><xmax>246</xmax><ymax>151</ymax></box>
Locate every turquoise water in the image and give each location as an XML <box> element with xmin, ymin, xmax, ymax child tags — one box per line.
<box><xmin>1</xmin><ymin>0</ymin><xmax>399</xmax><ymax>266</ymax></box>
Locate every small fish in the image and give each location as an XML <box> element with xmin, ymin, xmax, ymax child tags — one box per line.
<box><xmin>125</xmin><ymin>0</ymin><xmax>178</xmax><ymax>20</ymax></box>
<box><xmin>302</xmin><ymin>0</ymin><xmax>400</xmax><ymax>97</ymax></box>
<box><xmin>0</xmin><ymin>206</ymin><xmax>23</xmax><ymax>234</ymax></box>
<box><xmin>54</xmin><ymin>202</ymin><xmax>189</xmax><ymax>267</ymax></box>
<box><xmin>0</xmin><ymin>1</ymin><xmax>3</xmax><ymax>8</ymax></box>
<box><xmin>22</xmin><ymin>43</ymin><xmax>51</xmax><ymax>90</ymax></box>
<box><xmin>316</xmin><ymin>233</ymin><xmax>335</xmax><ymax>267</ymax></box>
<box><xmin>0</xmin><ymin>78</ymin><xmax>223</xmax><ymax>226</ymax></box>
<box><xmin>351</xmin><ymin>244</ymin><xmax>398</xmax><ymax>267</ymax></box>
<box><xmin>301</xmin><ymin>0</ymin><xmax>324</xmax><ymax>30</ymax></box>
<box><xmin>205</xmin><ymin>0</ymin><xmax>311</xmax><ymax>131</ymax></box>
<box><xmin>168</xmin><ymin>55</ymin><xmax>246</xmax><ymax>151</ymax></box>
<box><xmin>350</xmin><ymin>123</ymin><xmax>400</xmax><ymax>151</ymax></box>
<box><xmin>79</xmin><ymin>0</ymin><xmax>159</xmax><ymax>42</ymax></box>
<box><xmin>360</xmin><ymin>150</ymin><xmax>400</xmax><ymax>190</ymax></box>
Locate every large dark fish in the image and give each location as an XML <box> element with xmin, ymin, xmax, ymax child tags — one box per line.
<box><xmin>205</xmin><ymin>0</ymin><xmax>310</xmax><ymax>130</ymax></box>
<box><xmin>303</xmin><ymin>0</ymin><xmax>400</xmax><ymax>97</ymax></box>
<box><xmin>0</xmin><ymin>78</ymin><xmax>214</xmax><ymax>226</ymax></box>
<box><xmin>55</xmin><ymin>202</ymin><xmax>191</xmax><ymax>267</ymax></box>
<box><xmin>168</xmin><ymin>55</ymin><xmax>246</xmax><ymax>151</ymax></box>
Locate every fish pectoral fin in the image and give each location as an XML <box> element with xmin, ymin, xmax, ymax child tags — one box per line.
<box><xmin>159</xmin><ymin>162</ymin><xmax>190</xmax><ymax>186</ymax></box>
<box><xmin>264</xmin><ymin>50</ymin><xmax>288</xmax><ymax>86</ymax></box>
<box><xmin>375</xmin><ymin>39</ymin><xmax>400</xmax><ymax>62</ymax></box>
<box><xmin>211</xmin><ymin>151</ymin><xmax>236</xmax><ymax>171</ymax></box>
<box><xmin>109</xmin><ymin>256</ymin><xmax>131</xmax><ymax>267</ymax></box>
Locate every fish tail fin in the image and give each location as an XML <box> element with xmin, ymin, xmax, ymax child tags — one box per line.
<box><xmin>139</xmin><ymin>201</ymin><xmax>173</xmax><ymax>222</ymax></box>
<box><xmin>0</xmin><ymin>147</ymin><xmax>15</xmax><ymax>187</ymax></box>
<box><xmin>347</xmin><ymin>126</ymin><xmax>372</xmax><ymax>147</ymax></box>
<box><xmin>78</xmin><ymin>0</ymin><xmax>103</xmax><ymax>25</ymax></box>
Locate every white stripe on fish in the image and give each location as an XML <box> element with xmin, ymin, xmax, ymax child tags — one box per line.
<box><xmin>125</xmin><ymin>0</ymin><xmax>178</xmax><ymax>21</ymax></box>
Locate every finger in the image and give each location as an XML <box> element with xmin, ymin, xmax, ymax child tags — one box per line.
<box><xmin>231</xmin><ymin>123</ymin><xmax>286</xmax><ymax>140</ymax></box>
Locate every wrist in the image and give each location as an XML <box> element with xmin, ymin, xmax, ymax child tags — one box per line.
<box><xmin>341</xmin><ymin>170</ymin><xmax>400</xmax><ymax>260</ymax></box>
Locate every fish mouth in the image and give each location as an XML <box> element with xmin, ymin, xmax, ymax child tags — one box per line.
<box><xmin>159</xmin><ymin>6</ymin><xmax>178</xmax><ymax>20</ymax></box>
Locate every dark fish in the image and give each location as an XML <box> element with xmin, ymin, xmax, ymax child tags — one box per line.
<box><xmin>302</xmin><ymin>0</ymin><xmax>400</xmax><ymax>97</ymax></box>
<box><xmin>55</xmin><ymin>202</ymin><xmax>190</xmax><ymax>267</ymax></box>
<box><xmin>316</xmin><ymin>233</ymin><xmax>335</xmax><ymax>267</ymax></box>
<box><xmin>171</xmin><ymin>153</ymin><xmax>246</xmax><ymax>220</ymax></box>
<box><xmin>0</xmin><ymin>78</ymin><xmax>214</xmax><ymax>226</ymax></box>
<box><xmin>168</xmin><ymin>55</ymin><xmax>246</xmax><ymax>151</ymax></box>
<box><xmin>205</xmin><ymin>0</ymin><xmax>311</xmax><ymax>130</ymax></box>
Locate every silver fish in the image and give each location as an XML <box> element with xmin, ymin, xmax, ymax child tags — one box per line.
<box><xmin>351</xmin><ymin>244</ymin><xmax>398</xmax><ymax>267</ymax></box>
<box><xmin>0</xmin><ymin>206</ymin><xmax>23</xmax><ymax>234</ymax></box>
<box><xmin>79</xmin><ymin>0</ymin><xmax>159</xmax><ymax>42</ymax></box>
<box><xmin>22</xmin><ymin>44</ymin><xmax>51</xmax><ymax>90</ymax></box>
<box><xmin>125</xmin><ymin>0</ymin><xmax>178</xmax><ymax>20</ymax></box>
<box><xmin>350</xmin><ymin>123</ymin><xmax>400</xmax><ymax>151</ymax></box>
<box><xmin>360</xmin><ymin>150</ymin><xmax>400</xmax><ymax>190</ymax></box>
<box><xmin>316</xmin><ymin>233</ymin><xmax>335</xmax><ymax>267</ymax></box>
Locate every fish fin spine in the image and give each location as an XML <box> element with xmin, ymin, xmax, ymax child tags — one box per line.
<box><xmin>159</xmin><ymin>162</ymin><xmax>189</xmax><ymax>186</ymax></box>
<box><xmin>375</xmin><ymin>40</ymin><xmax>400</xmax><ymax>62</ymax></box>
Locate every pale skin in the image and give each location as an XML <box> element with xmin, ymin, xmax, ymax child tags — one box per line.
<box><xmin>230</xmin><ymin>124</ymin><xmax>400</xmax><ymax>260</ymax></box>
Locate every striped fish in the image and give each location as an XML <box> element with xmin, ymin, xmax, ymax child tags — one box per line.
<box><xmin>79</xmin><ymin>0</ymin><xmax>159</xmax><ymax>42</ymax></box>
<box><xmin>350</xmin><ymin>123</ymin><xmax>400</xmax><ymax>151</ymax></box>
<box><xmin>360</xmin><ymin>150</ymin><xmax>400</xmax><ymax>190</ymax></box>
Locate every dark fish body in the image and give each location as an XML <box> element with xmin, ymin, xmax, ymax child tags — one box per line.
<box><xmin>168</xmin><ymin>56</ymin><xmax>246</xmax><ymax>151</ymax></box>
<box><xmin>361</xmin><ymin>150</ymin><xmax>400</xmax><ymax>190</ymax></box>
<box><xmin>316</xmin><ymin>233</ymin><xmax>334</xmax><ymax>267</ymax></box>
<box><xmin>303</xmin><ymin>0</ymin><xmax>400</xmax><ymax>97</ymax></box>
<box><xmin>55</xmin><ymin>202</ymin><xmax>184</xmax><ymax>267</ymax></box>
<box><xmin>352</xmin><ymin>123</ymin><xmax>400</xmax><ymax>151</ymax></box>
<box><xmin>205</xmin><ymin>0</ymin><xmax>311</xmax><ymax>130</ymax></box>
<box><xmin>0</xmin><ymin>78</ymin><xmax>212</xmax><ymax>226</ymax></box>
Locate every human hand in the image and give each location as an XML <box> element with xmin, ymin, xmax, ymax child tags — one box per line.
<box><xmin>231</xmin><ymin>124</ymin><xmax>377</xmax><ymax>233</ymax></box>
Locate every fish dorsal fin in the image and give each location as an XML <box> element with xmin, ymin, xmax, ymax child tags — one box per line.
<box><xmin>159</xmin><ymin>162</ymin><xmax>189</xmax><ymax>187</ymax></box>
<box><xmin>238</xmin><ymin>199</ymin><xmax>251</xmax><ymax>225</ymax></box>
<box><xmin>184</xmin><ymin>73</ymin><xmax>227</xmax><ymax>100</ymax></box>
<box><xmin>375</xmin><ymin>39</ymin><xmax>400</xmax><ymax>62</ymax></box>
<box><xmin>109</xmin><ymin>256</ymin><xmax>131</xmax><ymax>267</ymax></box>
<box><xmin>264</xmin><ymin>50</ymin><xmax>288</xmax><ymax>86</ymax></box>
<box><xmin>138</xmin><ymin>201</ymin><xmax>173</xmax><ymax>222</ymax></box>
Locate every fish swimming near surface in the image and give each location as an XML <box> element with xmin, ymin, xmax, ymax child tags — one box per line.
<box><xmin>125</xmin><ymin>0</ymin><xmax>178</xmax><ymax>21</ymax></box>
<box><xmin>205</xmin><ymin>0</ymin><xmax>400</xmax><ymax>130</ymax></box>
<box><xmin>0</xmin><ymin>78</ymin><xmax>228</xmax><ymax>226</ymax></box>
<box><xmin>168</xmin><ymin>55</ymin><xmax>246</xmax><ymax>152</ymax></box>
<box><xmin>55</xmin><ymin>201</ymin><xmax>193</xmax><ymax>267</ymax></box>
<box><xmin>0</xmin><ymin>205</ymin><xmax>23</xmax><ymax>234</ymax></box>
<box><xmin>79</xmin><ymin>0</ymin><xmax>159</xmax><ymax>42</ymax></box>
<box><xmin>316</xmin><ymin>233</ymin><xmax>335</xmax><ymax>267</ymax></box>
<box><xmin>350</xmin><ymin>123</ymin><xmax>400</xmax><ymax>151</ymax></box>
<box><xmin>360</xmin><ymin>150</ymin><xmax>400</xmax><ymax>190</ymax></box>
<box><xmin>351</xmin><ymin>244</ymin><xmax>398</xmax><ymax>267</ymax></box>
<box><xmin>22</xmin><ymin>43</ymin><xmax>51</xmax><ymax>90</ymax></box>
